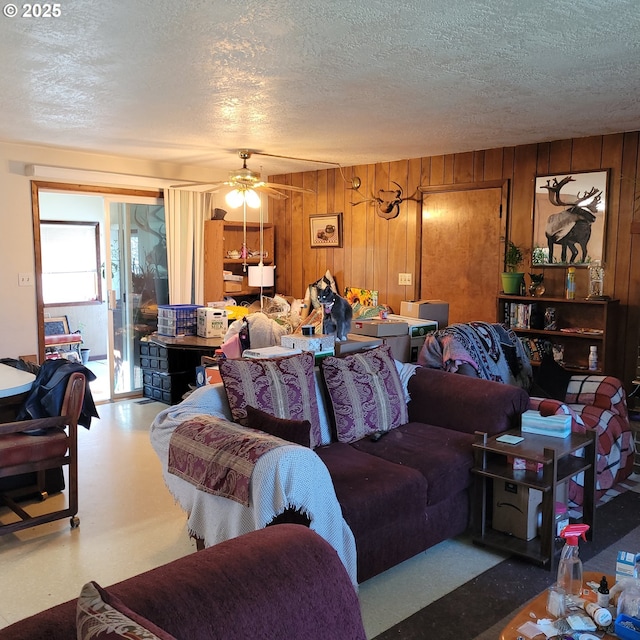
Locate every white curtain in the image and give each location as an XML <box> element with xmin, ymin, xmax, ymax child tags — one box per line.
<box><xmin>164</xmin><ymin>188</ymin><xmax>209</xmax><ymax>305</ymax></box>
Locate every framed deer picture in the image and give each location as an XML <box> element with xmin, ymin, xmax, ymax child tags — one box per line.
<box><xmin>532</xmin><ymin>170</ymin><xmax>609</xmax><ymax>266</ymax></box>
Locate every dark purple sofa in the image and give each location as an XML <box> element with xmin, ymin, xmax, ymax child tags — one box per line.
<box><xmin>315</xmin><ymin>367</ymin><xmax>530</xmax><ymax>582</ymax></box>
<box><xmin>0</xmin><ymin>525</ymin><xmax>366</xmax><ymax>640</ymax></box>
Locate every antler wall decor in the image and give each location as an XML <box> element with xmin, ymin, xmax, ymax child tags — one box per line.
<box><xmin>350</xmin><ymin>181</ymin><xmax>418</xmax><ymax>220</ymax></box>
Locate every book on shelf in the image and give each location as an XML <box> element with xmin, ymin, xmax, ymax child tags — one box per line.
<box><xmin>504</xmin><ymin>302</ymin><xmax>534</xmax><ymax>329</ymax></box>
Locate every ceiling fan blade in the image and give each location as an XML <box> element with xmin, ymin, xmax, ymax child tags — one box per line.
<box><xmin>169</xmin><ymin>181</ymin><xmax>208</xmax><ymax>188</ymax></box>
<box><xmin>256</xmin><ymin>186</ymin><xmax>290</xmax><ymax>200</ymax></box>
<box><xmin>169</xmin><ymin>180</ymin><xmax>229</xmax><ymax>191</ymax></box>
<box><xmin>261</xmin><ymin>181</ymin><xmax>315</xmax><ymax>194</ymax></box>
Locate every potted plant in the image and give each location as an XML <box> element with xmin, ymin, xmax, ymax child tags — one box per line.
<box><xmin>501</xmin><ymin>241</ymin><xmax>525</xmax><ymax>294</ymax></box>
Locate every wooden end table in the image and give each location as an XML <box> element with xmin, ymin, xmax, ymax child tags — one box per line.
<box><xmin>500</xmin><ymin>571</ymin><xmax>616</xmax><ymax>640</ymax></box>
<box><xmin>471</xmin><ymin>428</ymin><xmax>596</xmax><ymax>571</ymax></box>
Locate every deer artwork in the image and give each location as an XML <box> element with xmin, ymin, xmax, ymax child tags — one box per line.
<box><xmin>541</xmin><ymin>176</ymin><xmax>601</xmax><ymax>263</ymax></box>
<box><xmin>351</xmin><ymin>181</ymin><xmax>417</xmax><ymax>220</ymax></box>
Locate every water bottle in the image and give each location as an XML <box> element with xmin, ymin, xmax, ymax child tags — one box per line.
<box><xmin>589</xmin><ymin>346</ymin><xmax>598</xmax><ymax>371</ymax></box>
<box><xmin>557</xmin><ymin>523</ymin><xmax>589</xmax><ymax>598</ymax></box>
<box><xmin>566</xmin><ymin>267</ymin><xmax>576</xmax><ymax>299</ymax></box>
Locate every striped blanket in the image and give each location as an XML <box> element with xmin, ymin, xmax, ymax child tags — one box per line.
<box><xmin>419</xmin><ymin>321</ymin><xmax>533</xmax><ymax>389</ymax></box>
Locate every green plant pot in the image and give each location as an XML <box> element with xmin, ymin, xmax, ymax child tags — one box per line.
<box><xmin>501</xmin><ymin>272</ymin><xmax>524</xmax><ymax>295</ymax></box>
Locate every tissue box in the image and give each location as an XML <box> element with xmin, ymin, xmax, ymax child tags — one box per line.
<box><xmin>281</xmin><ymin>333</ymin><xmax>335</xmax><ymax>353</ymax></box>
<box><xmin>195</xmin><ymin>366</ymin><xmax>222</xmax><ymax>387</ymax></box>
<box><xmin>399</xmin><ymin>300</ymin><xmax>449</xmax><ymax>328</ymax></box>
<box><xmin>521</xmin><ymin>410</ymin><xmax>571</xmax><ymax>438</ymax></box>
<box><xmin>616</xmin><ymin>551</ymin><xmax>640</xmax><ymax>581</ymax></box>
<box><xmin>197</xmin><ymin>307</ymin><xmax>227</xmax><ymax>338</ymax></box>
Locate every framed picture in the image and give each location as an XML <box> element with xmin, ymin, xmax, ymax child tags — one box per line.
<box><xmin>532</xmin><ymin>170</ymin><xmax>608</xmax><ymax>266</ymax></box>
<box><xmin>310</xmin><ymin>213</ymin><xmax>343</xmax><ymax>248</ymax></box>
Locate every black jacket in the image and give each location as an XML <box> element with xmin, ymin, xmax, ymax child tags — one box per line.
<box><xmin>16</xmin><ymin>359</ymin><xmax>99</xmax><ymax>428</ymax></box>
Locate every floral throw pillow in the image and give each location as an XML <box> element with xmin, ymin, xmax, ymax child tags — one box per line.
<box><xmin>219</xmin><ymin>352</ymin><xmax>322</xmax><ymax>448</ymax></box>
<box><xmin>320</xmin><ymin>344</ymin><xmax>408</xmax><ymax>443</ymax></box>
<box><xmin>76</xmin><ymin>581</ymin><xmax>176</xmax><ymax>640</ymax></box>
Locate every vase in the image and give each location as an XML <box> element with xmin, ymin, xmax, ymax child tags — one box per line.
<box><xmin>529</xmin><ymin>282</ymin><xmax>546</xmax><ymax>297</ymax></box>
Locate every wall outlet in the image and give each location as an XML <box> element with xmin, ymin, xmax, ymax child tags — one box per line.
<box><xmin>18</xmin><ymin>272</ymin><xmax>33</xmax><ymax>286</ymax></box>
<box><xmin>398</xmin><ymin>273</ymin><xmax>412</xmax><ymax>286</ymax></box>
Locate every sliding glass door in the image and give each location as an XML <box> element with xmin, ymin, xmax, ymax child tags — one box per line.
<box><xmin>105</xmin><ymin>198</ymin><xmax>166</xmax><ymax>397</ymax></box>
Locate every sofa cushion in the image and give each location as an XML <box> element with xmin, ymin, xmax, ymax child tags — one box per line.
<box><xmin>0</xmin><ymin>428</ymin><xmax>68</xmax><ymax>467</ymax></box>
<box><xmin>351</xmin><ymin>422</ymin><xmax>476</xmax><ymax>506</ymax></box>
<box><xmin>245</xmin><ymin>405</ymin><xmax>311</xmax><ymax>448</ymax></box>
<box><xmin>219</xmin><ymin>352</ymin><xmax>323</xmax><ymax>448</ymax></box>
<box><xmin>76</xmin><ymin>581</ymin><xmax>176</xmax><ymax>640</ymax></box>
<box><xmin>315</xmin><ymin>442</ymin><xmax>428</xmax><ymax>582</ymax></box>
<box><xmin>320</xmin><ymin>345</ymin><xmax>408</xmax><ymax>443</ymax></box>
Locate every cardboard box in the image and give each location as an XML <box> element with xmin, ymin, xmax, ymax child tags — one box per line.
<box><xmin>382</xmin><ymin>334</ymin><xmax>428</xmax><ymax>363</ymax></box>
<box><xmin>281</xmin><ymin>333</ymin><xmax>336</xmax><ymax>353</ymax></box>
<box><xmin>400</xmin><ymin>300</ymin><xmax>449</xmax><ymax>328</ymax></box>
<box><xmin>335</xmin><ymin>335</ymin><xmax>383</xmax><ymax>355</ymax></box>
<box><xmin>224</xmin><ymin>280</ymin><xmax>244</xmax><ymax>293</ymax></box>
<box><xmin>387</xmin><ymin>315</ymin><xmax>438</xmax><ymax>337</ymax></box>
<box><xmin>350</xmin><ymin>319</ymin><xmax>408</xmax><ymax>338</ymax></box>
<box><xmin>492</xmin><ymin>480</ymin><xmax>543</xmax><ymax>541</ymax></box>
<box><xmin>197</xmin><ymin>307</ymin><xmax>227</xmax><ymax>339</ymax></box>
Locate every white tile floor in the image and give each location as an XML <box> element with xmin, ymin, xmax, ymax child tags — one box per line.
<box><xmin>0</xmin><ymin>397</ymin><xmax>505</xmax><ymax>638</ymax></box>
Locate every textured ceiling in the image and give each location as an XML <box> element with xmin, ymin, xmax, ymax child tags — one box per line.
<box><xmin>1</xmin><ymin>0</ymin><xmax>639</xmax><ymax>177</ymax></box>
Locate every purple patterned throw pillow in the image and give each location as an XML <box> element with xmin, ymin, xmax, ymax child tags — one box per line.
<box><xmin>320</xmin><ymin>345</ymin><xmax>408</xmax><ymax>444</ymax></box>
<box><xmin>219</xmin><ymin>352</ymin><xmax>323</xmax><ymax>448</ymax></box>
<box><xmin>76</xmin><ymin>581</ymin><xmax>176</xmax><ymax>640</ymax></box>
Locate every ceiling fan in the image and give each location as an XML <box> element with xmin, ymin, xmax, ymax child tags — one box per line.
<box><xmin>171</xmin><ymin>149</ymin><xmax>316</xmax><ymax>206</ymax></box>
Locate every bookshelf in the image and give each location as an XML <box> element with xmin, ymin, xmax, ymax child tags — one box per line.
<box><xmin>497</xmin><ymin>294</ymin><xmax>619</xmax><ymax>375</ymax></box>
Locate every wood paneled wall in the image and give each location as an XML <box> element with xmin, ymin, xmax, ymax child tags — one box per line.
<box><xmin>270</xmin><ymin>132</ymin><xmax>640</xmax><ymax>390</ymax></box>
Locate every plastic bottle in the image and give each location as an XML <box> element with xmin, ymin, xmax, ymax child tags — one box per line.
<box><xmin>597</xmin><ymin>575</ymin><xmax>610</xmax><ymax>608</ymax></box>
<box><xmin>557</xmin><ymin>523</ymin><xmax>590</xmax><ymax>598</ymax></box>
<box><xmin>584</xmin><ymin>601</ymin><xmax>612</xmax><ymax>627</ymax></box>
<box><xmin>566</xmin><ymin>267</ymin><xmax>576</xmax><ymax>299</ymax></box>
<box><xmin>589</xmin><ymin>346</ymin><xmax>598</xmax><ymax>371</ymax></box>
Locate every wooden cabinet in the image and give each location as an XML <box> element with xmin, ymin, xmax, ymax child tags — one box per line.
<box><xmin>497</xmin><ymin>295</ymin><xmax>619</xmax><ymax>375</ymax></box>
<box><xmin>204</xmin><ymin>220</ymin><xmax>275</xmax><ymax>303</ymax></box>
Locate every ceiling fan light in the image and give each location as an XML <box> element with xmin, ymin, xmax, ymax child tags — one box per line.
<box><xmin>245</xmin><ymin>189</ymin><xmax>261</xmax><ymax>209</ymax></box>
<box><xmin>225</xmin><ymin>189</ymin><xmax>244</xmax><ymax>208</ymax></box>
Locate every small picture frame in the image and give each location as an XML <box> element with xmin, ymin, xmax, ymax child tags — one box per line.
<box><xmin>309</xmin><ymin>213</ymin><xmax>342</xmax><ymax>248</ymax></box>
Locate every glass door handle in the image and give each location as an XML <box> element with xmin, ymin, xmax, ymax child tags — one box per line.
<box><xmin>107</xmin><ymin>289</ymin><xmax>117</xmax><ymax>311</ymax></box>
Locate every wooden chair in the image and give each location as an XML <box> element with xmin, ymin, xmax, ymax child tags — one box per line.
<box><xmin>44</xmin><ymin>316</ymin><xmax>83</xmax><ymax>360</ymax></box>
<box><xmin>0</xmin><ymin>372</ymin><xmax>85</xmax><ymax>535</ymax></box>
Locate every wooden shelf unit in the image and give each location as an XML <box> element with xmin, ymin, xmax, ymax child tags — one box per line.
<box><xmin>471</xmin><ymin>429</ymin><xmax>596</xmax><ymax>570</ymax></box>
<box><xmin>497</xmin><ymin>294</ymin><xmax>619</xmax><ymax>375</ymax></box>
<box><xmin>204</xmin><ymin>220</ymin><xmax>275</xmax><ymax>303</ymax></box>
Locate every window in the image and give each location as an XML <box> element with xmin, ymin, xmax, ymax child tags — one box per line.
<box><xmin>40</xmin><ymin>221</ymin><xmax>102</xmax><ymax>305</ymax></box>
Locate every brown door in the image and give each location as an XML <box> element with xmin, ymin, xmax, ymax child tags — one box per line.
<box><xmin>420</xmin><ymin>182</ymin><xmax>508</xmax><ymax>325</ymax></box>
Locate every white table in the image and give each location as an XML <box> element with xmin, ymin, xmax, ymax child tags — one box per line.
<box><xmin>0</xmin><ymin>363</ymin><xmax>35</xmax><ymax>398</ymax></box>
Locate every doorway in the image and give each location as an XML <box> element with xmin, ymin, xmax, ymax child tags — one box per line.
<box><xmin>419</xmin><ymin>181</ymin><xmax>508</xmax><ymax>324</ymax></box>
<box><xmin>32</xmin><ymin>182</ymin><xmax>165</xmax><ymax>402</ymax></box>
